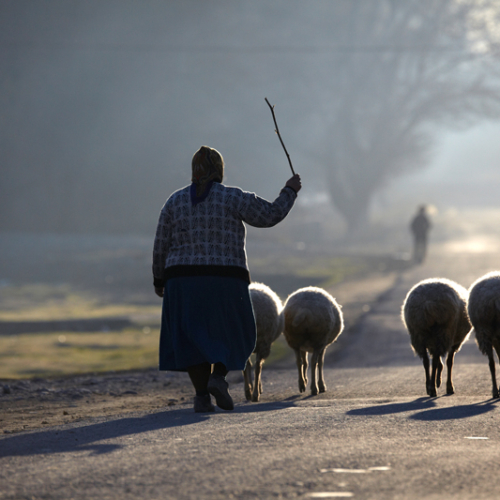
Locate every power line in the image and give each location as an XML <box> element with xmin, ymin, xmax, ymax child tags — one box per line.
<box><xmin>0</xmin><ymin>41</ymin><xmax>493</xmax><ymax>54</ymax></box>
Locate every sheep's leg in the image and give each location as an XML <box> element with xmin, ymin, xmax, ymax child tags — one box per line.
<box><xmin>436</xmin><ymin>356</ymin><xmax>443</xmax><ymax>388</ymax></box>
<box><xmin>422</xmin><ymin>351</ymin><xmax>432</xmax><ymax>396</ymax></box>
<box><xmin>252</xmin><ymin>354</ymin><xmax>265</xmax><ymax>402</ymax></box>
<box><xmin>316</xmin><ymin>348</ymin><xmax>327</xmax><ymax>393</ymax></box>
<box><xmin>243</xmin><ymin>358</ymin><xmax>253</xmax><ymax>401</ymax></box>
<box><xmin>429</xmin><ymin>355</ymin><xmax>442</xmax><ymax>397</ymax></box>
<box><xmin>310</xmin><ymin>350</ymin><xmax>321</xmax><ymax>396</ymax></box>
<box><xmin>302</xmin><ymin>350</ymin><xmax>309</xmax><ymax>387</ymax></box>
<box><xmin>486</xmin><ymin>347</ymin><xmax>499</xmax><ymax>399</ymax></box>
<box><xmin>295</xmin><ymin>349</ymin><xmax>307</xmax><ymax>393</ymax></box>
<box><xmin>445</xmin><ymin>349</ymin><xmax>457</xmax><ymax>395</ymax></box>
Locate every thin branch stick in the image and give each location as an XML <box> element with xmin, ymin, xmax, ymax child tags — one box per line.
<box><xmin>265</xmin><ymin>97</ymin><xmax>295</xmax><ymax>175</ymax></box>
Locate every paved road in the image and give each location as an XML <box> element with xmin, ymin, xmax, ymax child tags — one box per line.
<box><xmin>1</xmin><ymin>245</ymin><xmax>500</xmax><ymax>499</ymax></box>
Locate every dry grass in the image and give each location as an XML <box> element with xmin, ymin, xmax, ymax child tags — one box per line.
<box><xmin>0</xmin><ymin>284</ymin><xmax>160</xmax><ymax>321</ymax></box>
<box><xmin>250</xmin><ymin>255</ymin><xmax>368</xmax><ymax>282</ymax></box>
<box><xmin>0</xmin><ymin>328</ymin><xmax>159</xmax><ymax>379</ymax></box>
<box><xmin>0</xmin><ymin>253</ymin><xmax>401</xmax><ymax>380</ymax></box>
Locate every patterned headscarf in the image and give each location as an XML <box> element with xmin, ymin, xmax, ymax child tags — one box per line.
<box><xmin>190</xmin><ymin>146</ymin><xmax>224</xmax><ymax>204</ymax></box>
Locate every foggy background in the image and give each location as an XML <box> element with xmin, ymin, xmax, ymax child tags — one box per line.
<box><xmin>2</xmin><ymin>0</ymin><xmax>500</xmax><ymax>269</ymax></box>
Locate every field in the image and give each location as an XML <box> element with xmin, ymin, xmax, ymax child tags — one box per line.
<box><xmin>3</xmin><ymin>205</ymin><xmax>498</xmax><ymax>380</ymax></box>
<box><xmin>2</xmin><ymin>208</ymin><xmax>498</xmax><ymax>434</ymax></box>
<box><xmin>0</xmin><ymin>232</ymin><xmax>411</xmax><ymax>380</ymax></box>
<box><xmin>0</xmin><ymin>235</ymin><xmax>408</xmax><ymax>434</ymax></box>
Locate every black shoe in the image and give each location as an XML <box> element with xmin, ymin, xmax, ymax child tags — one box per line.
<box><xmin>194</xmin><ymin>394</ymin><xmax>215</xmax><ymax>413</ymax></box>
<box><xmin>207</xmin><ymin>374</ymin><xmax>234</xmax><ymax>411</ymax></box>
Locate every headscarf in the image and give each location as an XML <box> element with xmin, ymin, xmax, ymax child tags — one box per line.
<box><xmin>190</xmin><ymin>146</ymin><xmax>224</xmax><ymax>205</ymax></box>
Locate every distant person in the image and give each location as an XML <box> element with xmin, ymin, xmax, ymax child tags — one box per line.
<box><xmin>152</xmin><ymin>146</ymin><xmax>301</xmax><ymax>412</ymax></box>
<box><xmin>410</xmin><ymin>205</ymin><xmax>431</xmax><ymax>264</ymax></box>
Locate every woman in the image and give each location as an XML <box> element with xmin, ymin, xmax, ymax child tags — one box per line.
<box><xmin>153</xmin><ymin>146</ymin><xmax>301</xmax><ymax>412</ymax></box>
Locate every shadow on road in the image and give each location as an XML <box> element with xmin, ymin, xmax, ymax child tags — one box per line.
<box><xmin>409</xmin><ymin>399</ymin><xmax>499</xmax><ymax>421</ymax></box>
<box><xmin>347</xmin><ymin>397</ymin><xmax>499</xmax><ymax>420</ymax></box>
<box><xmin>347</xmin><ymin>397</ymin><xmax>436</xmax><ymax>416</ymax></box>
<box><xmin>0</xmin><ymin>401</ymin><xmax>295</xmax><ymax>458</ymax></box>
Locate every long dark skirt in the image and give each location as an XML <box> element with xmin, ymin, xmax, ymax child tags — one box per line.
<box><xmin>159</xmin><ymin>276</ymin><xmax>256</xmax><ymax>372</ymax></box>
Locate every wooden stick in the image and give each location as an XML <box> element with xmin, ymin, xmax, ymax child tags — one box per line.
<box><xmin>265</xmin><ymin>98</ymin><xmax>295</xmax><ymax>175</ymax></box>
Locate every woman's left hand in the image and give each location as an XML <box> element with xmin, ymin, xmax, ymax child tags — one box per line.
<box><xmin>155</xmin><ymin>287</ymin><xmax>164</xmax><ymax>298</ymax></box>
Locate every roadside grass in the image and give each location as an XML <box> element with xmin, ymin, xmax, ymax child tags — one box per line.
<box><xmin>250</xmin><ymin>255</ymin><xmax>367</xmax><ymax>283</ymax></box>
<box><xmin>0</xmin><ymin>253</ymin><xmax>404</xmax><ymax>379</ymax></box>
<box><xmin>249</xmin><ymin>253</ymin><xmax>407</xmax><ymax>288</ymax></box>
<box><xmin>0</xmin><ymin>329</ymin><xmax>159</xmax><ymax>379</ymax></box>
<box><xmin>0</xmin><ymin>283</ymin><xmax>160</xmax><ymax>321</ymax></box>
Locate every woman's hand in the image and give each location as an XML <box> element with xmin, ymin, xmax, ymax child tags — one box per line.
<box><xmin>286</xmin><ymin>174</ymin><xmax>302</xmax><ymax>194</ymax></box>
<box><xmin>155</xmin><ymin>287</ymin><xmax>164</xmax><ymax>298</ymax></box>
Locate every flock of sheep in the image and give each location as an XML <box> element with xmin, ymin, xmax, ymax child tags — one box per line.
<box><xmin>245</xmin><ymin>271</ymin><xmax>500</xmax><ymax>402</ymax></box>
<box><xmin>403</xmin><ymin>271</ymin><xmax>500</xmax><ymax>399</ymax></box>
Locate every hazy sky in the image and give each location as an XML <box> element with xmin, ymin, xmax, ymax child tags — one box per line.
<box><xmin>2</xmin><ymin>0</ymin><xmax>500</xmax><ymax>234</ymax></box>
<box><xmin>373</xmin><ymin>120</ymin><xmax>500</xmax><ymax>219</ymax></box>
<box><xmin>421</xmin><ymin>122</ymin><xmax>500</xmax><ymax>183</ymax></box>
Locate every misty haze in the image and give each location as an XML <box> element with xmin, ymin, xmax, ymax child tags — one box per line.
<box><xmin>2</xmin><ymin>0</ymin><xmax>500</xmax><ymax>364</ymax></box>
<box><xmin>3</xmin><ymin>3</ymin><xmax>500</xmax><ymax>498</ymax></box>
<box><xmin>1</xmin><ymin>0</ymin><xmax>500</xmax><ymax>234</ymax></box>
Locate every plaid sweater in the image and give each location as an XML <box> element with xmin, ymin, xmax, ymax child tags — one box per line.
<box><xmin>153</xmin><ymin>182</ymin><xmax>297</xmax><ymax>286</ymax></box>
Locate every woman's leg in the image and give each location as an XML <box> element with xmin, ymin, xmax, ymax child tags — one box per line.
<box><xmin>208</xmin><ymin>362</ymin><xmax>234</xmax><ymax>411</ymax></box>
<box><xmin>188</xmin><ymin>362</ymin><xmax>214</xmax><ymax>413</ymax></box>
<box><xmin>213</xmin><ymin>362</ymin><xmax>228</xmax><ymax>378</ymax></box>
<box><xmin>187</xmin><ymin>362</ymin><xmax>212</xmax><ymax>396</ymax></box>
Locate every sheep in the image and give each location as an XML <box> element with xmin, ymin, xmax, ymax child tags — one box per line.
<box><xmin>401</xmin><ymin>278</ymin><xmax>471</xmax><ymax>397</ymax></box>
<box><xmin>243</xmin><ymin>282</ymin><xmax>284</xmax><ymax>402</ymax></box>
<box><xmin>467</xmin><ymin>271</ymin><xmax>500</xmax><ymax>398</ymax></box>
<box><xmin>283</xmin><ymin>286</ymin><xmax>344</xmax><ymax>396</ymax></box>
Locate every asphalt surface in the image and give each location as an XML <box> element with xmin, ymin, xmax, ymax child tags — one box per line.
<box><xmin>2</xmin><ymin>244</ymin><xmax>500</xmax><ymax>500</ymax></box>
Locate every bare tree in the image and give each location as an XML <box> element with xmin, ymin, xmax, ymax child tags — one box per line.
<box><xmin>2</xmin><ymin>1</ymin><xmax>500</xmax><ymax>234</ymax></box>
<box><xmin>313</xmin><ymin>0</ymin><xmax>500</xmax><ymax>231</ymax></box>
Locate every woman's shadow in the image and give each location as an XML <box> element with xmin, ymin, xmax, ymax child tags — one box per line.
<box><xmin>0</xmin><ymin>400</ymin><xmax>294</xmax><ymax>458</ymax></box>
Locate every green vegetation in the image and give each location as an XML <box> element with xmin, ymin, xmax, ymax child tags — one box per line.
<box><xmin>0</xmin><ymin>283</ymin><xmax>160</xmax><ymax>321</ymax></box>
<box><xmin>0</xmin><ymin>254</ymin><xmax>401</xmax><ymax>379</ymax></box>
<box><xmin>0</xmin><ymin>329</ymin><xmax>159</xmax><ymax>379</ymax></box>
<box><xmin>249</xmin><ymin>253</ymin><xmax>403</xmax><ymax>287</ymax></box>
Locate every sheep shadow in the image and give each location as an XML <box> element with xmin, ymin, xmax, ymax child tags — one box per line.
<box><xmin>409</xmin><ymin>399</ymin><xmax>499</xmax><ymax>421</ymax></box>
<box><xmin>347</xmin><ymin>397</ymin><xmax>436</xmax><ymax>416</ymax></box>
<box><xmin>0</xmin><ymin>401</ymin><xmax>294</xmax><ymax>459</ymax></box>
<box><xmin>347</xmin><ymin>397</ymin><xmax>499</xmax><ymax>421</ymax></box>
<box><xmin>283</xmin><ymin>394</ymin><xmax>308</xmax><ymax>402</ymax></box>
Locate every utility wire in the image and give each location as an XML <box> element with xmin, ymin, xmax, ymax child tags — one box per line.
<box><xmin>0</xmin><ymin>41</ymin><xmax>496</xmax><ymax>55</ymax></box>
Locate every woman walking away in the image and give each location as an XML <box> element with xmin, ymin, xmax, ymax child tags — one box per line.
<box><xmin>153</xmin><ymin>146</ymin><xmax>301</xmax><ymax>412</ymax></box>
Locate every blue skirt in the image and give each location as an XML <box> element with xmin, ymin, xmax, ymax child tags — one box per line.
<box><xmin>159</xmin><ymin>276</ymin><xmax>256</xmax><ymax>372</ymax></box>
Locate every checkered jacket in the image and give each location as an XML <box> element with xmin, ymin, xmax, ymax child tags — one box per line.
<box><xmin>153</xmin><ymin>182</ymin><xmax>297</xmax><ymax>286</ymax></box>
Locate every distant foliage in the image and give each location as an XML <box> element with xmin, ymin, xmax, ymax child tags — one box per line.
<box><xmin>308</xmin><ymin>0</ymin><xmax>500</xmax><ymax>230</ymax></box>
